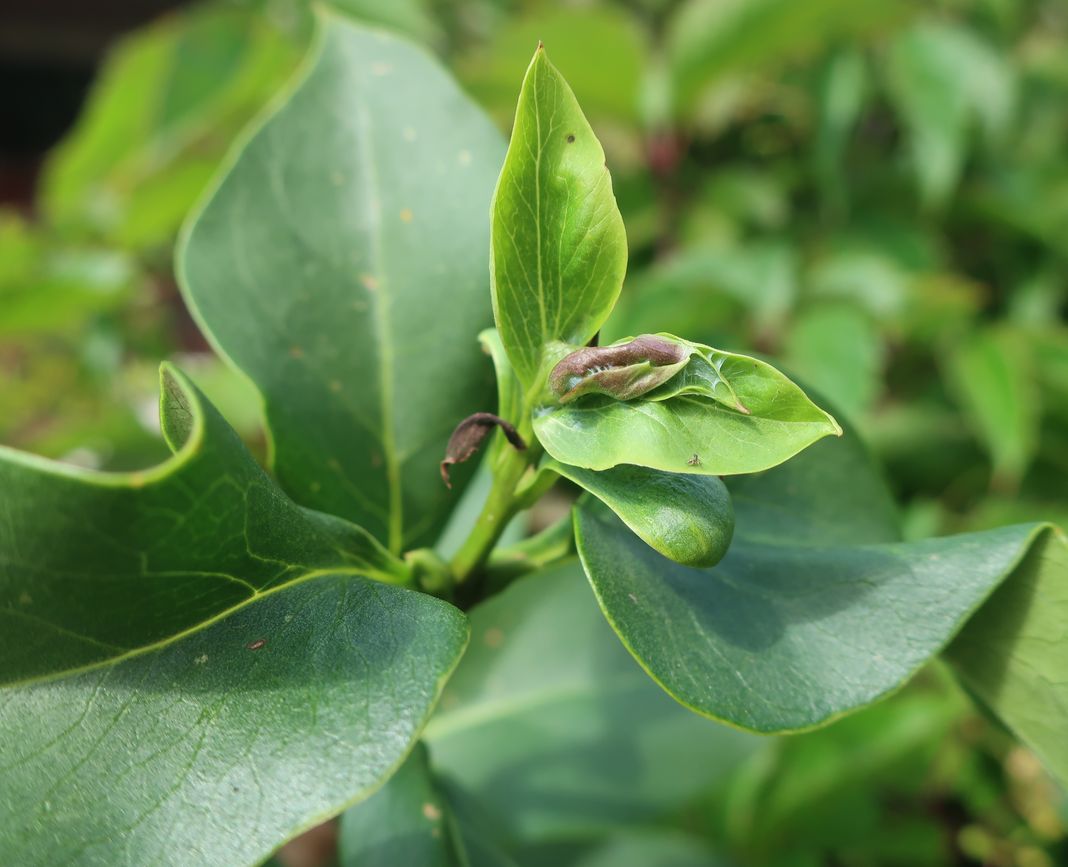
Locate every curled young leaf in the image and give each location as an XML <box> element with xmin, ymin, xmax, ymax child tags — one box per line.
<box><xmin>549</xmin><ymin>334</ymin><xmax>693</xmax><ymax>403</ymax></box>
<box><xmin>534</xmin><ymin>337</ymin><xmax>841</xmax><ymax>476</ymax></box>
<box><xmin>441</xmin><ymin>413</ymin><xmax>527</xmax><ymax>488</ymax></box>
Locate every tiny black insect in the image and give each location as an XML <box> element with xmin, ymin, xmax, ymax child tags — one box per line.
<box><xmin>687</xmin><ymin>453</ymin><xmax>701</xmax><ymax>466</ymax></box>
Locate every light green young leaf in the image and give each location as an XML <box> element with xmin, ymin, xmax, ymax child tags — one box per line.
<box><xmin>0</xmin><ymin>365</ymin><xmax>403</xmax><ymax>686</ymax></box>
<box><xmin>179</xmin><ymin>13</ymin><xmax>504</xmax><ymax>553</ymax></box>
<box><xmin>533</xmin><ymin>341</ymin><xmax>840</xmax><ymax>476</ymax></box>
<box><xmin>0</xmin><ymin>575</ymin><xmax>468</xmax><ymax>867</ymax></box>
<box><xmin>42</xmin><ymin>5</ymin><xmax>298</xmax><ymax>247</ymax></box>
<box><xmin>549</xmin><ymin>461</ymin><xmax>734</xmax><ymax>568</ymax></box>
<box><xmin>944</xmin><ymin>327</ymin><xmax>1038</xmax><ymax>488</ymax></box>
<box><xmin>490</xmin><ymin>45</ymin><xmax>628</xmax><ymax>388</ymax></box>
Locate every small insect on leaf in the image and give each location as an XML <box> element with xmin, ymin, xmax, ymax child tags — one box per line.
<box><xmin>688</xmin><ymin>453</ymin><xmax>701</xmax><ymax>466</ymax></box>
<box><xmin>246</xmin><ymin>639</ymin><xmax>267</xmax><ymax>651</ymax></box>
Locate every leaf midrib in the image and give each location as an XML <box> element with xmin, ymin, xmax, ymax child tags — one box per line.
<box><xmin>354</xmin><ymin>71</ymin><xmax>403</xmax><ymax>555</ymax></box>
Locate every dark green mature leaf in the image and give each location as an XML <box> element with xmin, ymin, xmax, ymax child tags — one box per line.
<box><xmin>549</xmin><ymin>461</ymin><xmax>733</xmax><ymax>568</ymax></box>
<box><xmin>574</xmin><ymin>411</ymin><xmax>1061</xmax><ymax>734</ymax></box>
<box><xmin>490</xmin><ymin>45</ymin><xmax>627</xmax><ymax>388</ymax></box>
<box><xmin>947</xmin><ymin>528</ymin><xmax>1068</xmax><ymax>787</ymax></box>
<box><xmin>0</xmin><ymin>365</ymin><xmax>403</xmax><ymax>685</ymax></box>
<box><xmin>179</xmin><ymin>13</ymin><xmax>504</xmax><ymax>553</ymax></box>
<box><xmin>533</xmin><ymin>345</ymin><xmax>840</xmax><ymax>476</ymax></box>
<box><xmin>339</xmin><ymin>743</ymin><xmax>517</xmax><ymax>867</ymax></box>
<box><xmin>339</xmin><ymin>743</ymin><xmax>460</xmax><ymax>867</ymax></box>
<box><xmin>425</xmin><ymin>563</ymin><xmax>761</xmax><ymax>841</ymax></box>
<box><xmin>0</xmin><ymin>575</ymin><xmax>468</xmax><ymax>867</ymax></box>
<box><xmin>576</xmin><ymin>499</ymin><xmax>1046</xmax><ymax>733</ymax></box>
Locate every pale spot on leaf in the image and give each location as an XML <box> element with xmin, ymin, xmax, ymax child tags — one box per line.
<box><xmin>483</xmin><ymin>627</ymin><xmax>504</xmax><ymax>648</ymax></box>
<box><xmin>399</xmin><ymin>208</ymin><xmax>413</xmax><ymax>223</ymax></box>
<box><xmin>330</xmin><ymin>171</ymin><xmax>345</xmax><ymax>186</ymax></box>
<box><xmin>402</xmin><ymin>127</ymin><xmax>417</xmax><ymax>142</ymax></box>
<box><xmin>458</xmin><ymin>149</ymin><xmax>472</xmax><ymax>166</ymax></box>
<box><xmin>194</xmin><ymin>654</ymin><xmax>208</xmax><ymax>665</ymax></box>
<box><xmin>18</xmin><ymin>592</ymin><xmax>32</xmax><ymax>606</ymax></box>
<box><xmin>289</xmin><ymin>346</ymin><xmax>304</xmax><ymax>359</ymax></box>
<box><xmin>329</xmin><ymin>380</ymin><xmax>343</xmax><ymax>394</ymax></box>
<box><xmin>360</xmin><ymin>274</ymin><xmax>379</xmax><ymax>292</ymax></box>
<box><xmin>422</xmin><ymin>802</ymin><xmax>442</xmax><ymax>822</ymax></box>
<box><xmin>371</xmin><ymin>62</ymin><xmax>392</xmax><ymax>76</ymax></box>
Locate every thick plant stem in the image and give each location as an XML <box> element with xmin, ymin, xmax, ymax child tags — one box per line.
<box><xmin>449</xmin><ymin>441</ymin><xmax>536</xmax><ymax>584</ymax></box>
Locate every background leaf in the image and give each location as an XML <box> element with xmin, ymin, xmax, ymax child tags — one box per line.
<box><xmin>490</xmin><ymin>46</ymin><xmax>628</xmax><ymax>387</ymax></box>
<box><xmin>947</xmin><ymin>527</ymin><xmax>1068</xmax><ymax>787</ymax></box>
<box><xmin>0</xmin><ymin>365</ymin><xmax>401</xmax><ymax>685</ymax></box>
<box><xmin>424</xmin><ymin>563</ymin><xmax>761</xmax><ymax>843</ymax></box>
<box><xmin>179</xmin><ymin>14</ymin><xmax>504</xmax><ymax>553</ymax></box>
<box><xmin>0</xmin><ymin>574</ymin><xmax>468</xmax><ymax>867</ymax></box>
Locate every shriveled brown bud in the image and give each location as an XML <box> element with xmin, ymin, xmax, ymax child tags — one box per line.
<box><xmin>548</xmin><ymin>335</ymin><xmax>691</xmax><ymax>403</ymax></box>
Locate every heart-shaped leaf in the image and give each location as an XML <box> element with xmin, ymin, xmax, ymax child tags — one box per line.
<box><xmin>533</xmin><ymin>344</ymin><xmax>841</xmax><ymax>475</ymax></box>
<box><xmin>0</xmin><ymin>364</ymin><xmax>402</xmax><ymax>685</ymax></box>
<box><xmin>0</xmin><ymin>575</ymin><xmax>468</xmax><ymax>867</ymax></box>
<box><xmin>490</xmin><ymin>44</ymin><xmax>627</xmax><ymax>388</ymax></box>
<box><xmin>179</xmin><ymin>13</ymin><xmax>505</xmax><ymax>552</ymax></box>
<box><xmin>548</xmin><ymin>461</ymin><xmax>733</xmax><ymax>567</ymax></box>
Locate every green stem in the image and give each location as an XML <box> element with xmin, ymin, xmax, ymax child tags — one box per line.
<box><xmin>484</xmin><ymin>513</ymin><xmax>576</xmax><ymax>591</ymax></box>
<box><xmin>449</xmin><ymin>438</ymin><xmax>539</xmax><ymax>584</ymax></box>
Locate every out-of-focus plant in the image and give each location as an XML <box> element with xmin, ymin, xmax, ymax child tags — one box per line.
<box><xmin>0</xmin><ymin>2</ymin><xmax>1065</xmax><ymax>866</ymax></box>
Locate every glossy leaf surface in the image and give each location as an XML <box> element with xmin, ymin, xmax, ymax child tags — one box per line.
<box><xmin>533</xmin><ymin>345</ymin><xmax>840</xmax><ymax>476</ymax></box>
<box><xmin>179</xmin><ymin>14</ymin><xmax>504</xmax><ymax>552</ymax></box>
<box><xmin>0</xmin><ymin>575</ymin><xmax>468</xmax><ymax>867</ymax></box>
<box><xmin>549</xmin><ymin>461</ymin><xmax>733</xmax><ymax>567</ymax></box>
<box><xmin>575</xmin><ymin>411</ymin><xmax>1061</xmax><ymax>734</ymax></box>
<box><xmin>490</xmin><ymin>46</ymin><xmax>627</xmax><ymax>387</ymax></box>
<box><xmin>0</xmin><ymin>365</ymin><xmax>401</xmax><ymax>685</ymax></box>
<box><xmin>425</xmin><ymin>563</ymin><xmax>761</xmax><ymax>841</ymax></box>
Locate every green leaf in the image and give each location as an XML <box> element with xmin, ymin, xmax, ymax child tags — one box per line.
<box><xmin>424</xmin><ymin>563</ymin><xmax>761</xmax><ymax>841</ymax></box>
<box><xmin>782</xmin><ymin>304</ymin><xmax>883</xmax><ymax>422</ymax></box>
<box><xmin>339</xmin><ymin>743</ymin><xmax>517</xmax><ymax>867</ymax></box>
<box><xmin>573</xmin><ymin>410</ymin><xmax>1059</xmax><ymax>734</ymax></box>
<box><xmin>339</xmin><ymin>742</ymin><xmax>460</xmax><ymax>867</ymax></box>
<box><xmin>885</xmin><ymin>22</ymin><xmax>1015</xmax><ymax>207</ymax></box>
<box><xmin>943</xmin><ymin>327</ymin><xmax>1038</xmax><ymax>488</ymax></box>
<box><xmin>533</xmin><ymin>343</ymin><xmax>841</xmax><ymax>476</ymax></box>
<box><xmin>576</xmin><ymin>498</ymin><xmax>1047</xmax><ymax>733</ymax></box>
<box><xmin>42</xmin><ymin>5</ymin><xmax>298</xmax><ymax>247</ymax></box>
<box><xmin>490</xmin><ymin>45</ymin><xmax>628</xmax><ymax>388</ymax></box>
<box><xmin>458</xmin><ymin>6</ymin><xmax>646</xmax><ymax>125</ymax></box>
<box><xmin>947</xmin><ymin>527</ymin><xmax>1068</xmax><ymax>787</ymax></box>
<box><xmin>179</xmin><ymin>13</ymin><xmax>505</xmax><ymax>553</ymax></box>
<box><xmin>0</xmin><ymin>365</ymin><xmax>403</xmax><ymax>685</ymax></box>
<box><xmin>666</xmin><ymin>0</ymin><xmax>907</xmax><ymax>116</ymax></box>
<box><xmin>0</xmin><ymin>575</ymin><xmax>468</xmax><ymax>867</ymax></box>
<box><xmin>548</xmin><ymin>461</ymin><xmax>733</xmax><ymax>568</ymax></box>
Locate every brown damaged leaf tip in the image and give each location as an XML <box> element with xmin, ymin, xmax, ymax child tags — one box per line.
<box><xmin>441</xmin><ymin>413</ymin><xmax>527</xmax><ymax>488</ymax></box>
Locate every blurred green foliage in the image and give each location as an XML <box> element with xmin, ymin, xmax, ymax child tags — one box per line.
<box><xmin>1</xmin><ymin>0</ymin><xmax>1065</xmax><ymax>863</ymax></box>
